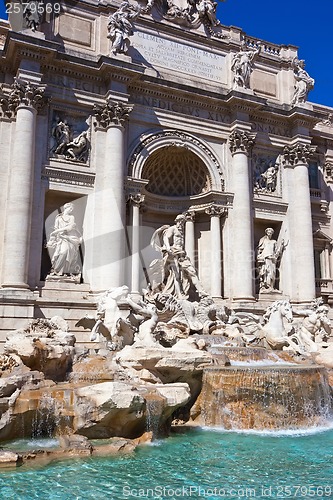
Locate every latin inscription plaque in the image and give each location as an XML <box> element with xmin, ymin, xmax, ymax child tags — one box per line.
<box><xmin>131</xmin><ymin>31</ymin><xmax>226</xmax><ymax>84</ymax></box>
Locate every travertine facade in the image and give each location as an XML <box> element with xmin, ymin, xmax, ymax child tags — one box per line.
<box><xmin>0</xmin><ymin>0</ymin><xmax>333</xmax><ymax>345</ymax></box>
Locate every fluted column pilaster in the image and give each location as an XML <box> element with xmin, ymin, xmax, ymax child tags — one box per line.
<box><xmin>93</xmin><ymin>100</ymin><xmax>132</xmax><ymax>289</ymax></box>
<box><xmin>1</xmin><ymin>80</ymin><xmax>48</xmax><ymax>288</ymax></box>
<box><xmin>185</xmin><ymin>211</ymin><xmax>196</xmax><ymax>266</ymax></box>
<box><xmin>282</xmin><ymin>143</ymin><xmax>316</xmax><ymax>302</ymax></box>
<box><xmin>229</xmin><ymin>129</ymin><xmax>255</xmax><ymax>300</ymax></box>
<box><xmin>129</xmin><ymin>193</ymin><xmax>145</xmax><ymax>294</ymax></box>
<box><xmin>205</xmin><ymin>205</ymin><xmax>225</xmax><ymax>297</ymax></box>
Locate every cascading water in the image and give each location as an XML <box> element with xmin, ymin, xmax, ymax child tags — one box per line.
<box><xmin>144</xmin><ymin>393</ymin><xmax>166</xmax><ymax>439</ymax></box>
<box><xmin>199</xmin><ymin>365</ymin><xmax>333</xmax><ymax>430</ymax></box>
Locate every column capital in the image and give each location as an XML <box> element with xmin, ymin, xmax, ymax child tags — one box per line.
<box><xmin>281</xmin><ymin>143</ymin><xmax>316</xmax><ymax>168</ymax></box>
<box><xmin>0</xmin><ymin>79</ymin><xmax>48</xmax><ymax>118</ymax></box>
<box><xmin>93</xmin><ymin>99</ymin><xmax>133</xmax><ymax>129</ymax></box>
<box><xmin>205</xmin><ymin>204</ymin><xmax>227</xmax><ymax>217</ymax></box>
<box><xmin>129</xmin><ymin>193</ymin><xmax>145</xmax><ymax>208</ymax></box>
<box><xmin>229</xmin><ymin>129</ymin><xmax>255</xmax><ymax>156</ymax></box>
<box><xmin>185</xmin><ymin>210</ymin><xmax>195</xmax><ymax>222</ymax></box>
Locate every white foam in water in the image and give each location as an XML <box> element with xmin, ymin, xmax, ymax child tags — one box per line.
<box><xmin>4</xmin><ymin>438</ymin><xmax>59</xmax><ymax>450</ymax></box>
<box><xmin>201</xmin><ymin>421</ymin><xmax>333</xmax><ymax>437</ymax></box>
<box><xmin>230</xmin><ymin>359</ymin><xmax>296</xmax><ymax>367</ymax></box>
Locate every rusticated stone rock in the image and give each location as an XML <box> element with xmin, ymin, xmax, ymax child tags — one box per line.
<box><xmin>69</xmin><ymin>355</ymin><xmax>116</xmax><ymax>383</ymax></box>
<box><xmin>0</xmin><ymin>450</ymin><xmax>22</xmax><ymax>467</ymax></box>
<box><xmin>314</xmin><ymin>344</ymin><xmax>333</xmax><ymax>369</ymax></box>
<box><xmin>58</xmin><ymin>434</ymin><xmax>93</xmax><ymax>456</ymax></box>
<box><xmin>115</xmin><ymin>345</ymin><xmax>212</xmax><ymax>403</ymax></box>
<box><xmin>4</xmin><ymin>319</ymin><xmax>75</xmax><ymax>381</ymax></box>
<box><xmin>74</xmin><ymin>381</ymin><xmax>146</xmax><ymax>438</ymax></box>
<box><xmin>72</xmin><ymin>381</ymin><xmax>189</xmax><ymax>439</ymax></box>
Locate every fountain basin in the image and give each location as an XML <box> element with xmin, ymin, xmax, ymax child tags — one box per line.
<box><xmin>196</xmin><ymin>365</ymin><xmax>333</xmax><ymax>430</ymax></box>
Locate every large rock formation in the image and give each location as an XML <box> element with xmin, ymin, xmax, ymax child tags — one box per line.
<box><xmin>4</xmin><ymin>318</ymin><xmax>75</xmax><ymax>381</ymax></box>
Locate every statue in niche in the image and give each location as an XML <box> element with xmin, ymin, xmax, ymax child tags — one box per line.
<box><xmin>256</xmin><ymin>228</ymin><xmax>286</xmax><ymax>293</ymax></box>
<box><xmin>46</xmin><ymin>203</ymin><xmax>82</xmax><ymax>281</ymax></box>
<box><xmin>255</xmin><ymin>161</ymin><xmax>279</xmax><ymax>193</ymax></box>
<box><xmin>196</xmin><ymin>0</ymin><xmax>220</xmax><ymax>26</ymax></box>
<box><xmin>231</xmin><ymin>41</ymin><xmax>261</xmax><ymax>89</ymax></box>
<box><xmin>291</xmin><ymin>58</ymin><xmax>314</xmax><ymax>106</ymax></box>
<box><xmin>51</xmin><ymin>116</ymin><xmax>89</xmax><ymax>162</ymax></box>
<box><xmin>149</xmin><ymin>214</ymin><xmax>208</xmax><ymax>299</ymax></box>
<box><xmin>107</xmin><ymin>1</ymin><xmax>141</xmax><ymax>55</ymax></box>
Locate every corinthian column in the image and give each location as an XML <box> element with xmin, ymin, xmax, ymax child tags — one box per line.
<box><xmin>282</xmin><ymin>143</ymin><xmax>316</xmax><ymax>302</ymax></box>
<box><xmin>129</xmin><ymin>193</ymin><xmax>145</xmax><ymax>294</ymax></box>
<box><xmin>93</xmin><ymin>100</ymin><xmax>132</xmax><ymax>290</ymax></box>
<box><xmin>1</xmin><ymin>80</ymin><xmax>47</xmax><ymax>288</ymax></box>
<box><xmin>205</xmin><ymin>205</ymin><xmax>225</xmax><ymax>297</ymax></box>
<box><xmin>229</xmin><ymin>129</ymin><xmax>255</xmax><ymax>300</ymax></box>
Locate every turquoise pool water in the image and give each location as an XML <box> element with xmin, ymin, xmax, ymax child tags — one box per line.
<box><xmin>1</xmin><ymin>427</ymin><xmax>333</xmax><ymax>499</ymax></box>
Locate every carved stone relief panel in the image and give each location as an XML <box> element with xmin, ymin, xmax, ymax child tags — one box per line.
<box><xmin>49</xmin><ymin>110</ymin><xmax>91</xmax><ymax>164</ymax></box>
<box><xmin>252</xmin><ymin>152</ymin><xmax>281</xmax><ymax>196</ymax></box>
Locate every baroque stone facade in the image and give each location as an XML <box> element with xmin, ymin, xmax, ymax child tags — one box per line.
<box><xmin>0</xmin><ymin>1</ymin><xmax>333</xmax><ymax>345</ymax></box>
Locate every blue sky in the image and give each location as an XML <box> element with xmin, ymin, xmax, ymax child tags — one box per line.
<box><xmin>218</xmin><ymin>0</ymin><xmax>332</xmax><ymax>108</ymax></box>
<box><xmin>1</xmin><ymin>0</ymin><xmax>332</xmax><ymax>108</ymax></box>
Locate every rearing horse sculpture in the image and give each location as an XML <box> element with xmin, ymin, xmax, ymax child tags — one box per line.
<box><xmin>261</xmin><ymin>300</ymin><xmax>295</xmax><ymax>350</ymax></box>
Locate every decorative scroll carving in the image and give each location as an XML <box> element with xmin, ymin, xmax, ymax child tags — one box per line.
<box><xmin>107</xmin><ymin>1</ymin><xmax>141</xmax><ymax>55</ymax></box>
<box><xmin>205</xmin><ymin>205</ymin><xmax>226</xmax><ymax>217</ymax></box>
<box><xmin>291</xmin><ymin>58</ymin><xmax>314</xmax><ymax>106</ymax></box>
<box><xmin>324</xmin><ymin>161</ymin><xmax>333</xmax><ymax>183</ymax></box>
<box><xmin>281</xmin><ymin>144</ymin><xmax>316</xmax><ymax>167</ymax></box>
<box><xmin>129</xmin><ymin>193</ymin><xmax>145</xmax><ymax>208</ymax></box>
<box><xmin>185</xmin><ymin>210</ymin><xmax>195</xmax><ymax>223</ymax></box>
<box><xmin>0</xmin><ymin>79</ymin><xmax>48</xmax><ymax>117</ymax></box>
<box><xmin>229</xmin><ymin>130</ymin><xmax>255</xmax><ymax>156</ymax></box>
<box><xmin>94</xmin><ymin>100</ymin><xmax>133</xmax><ymax>128</ymax></box>
<box><xmin>231</xmin><ymin>41</ymin><xmax>261</xmax><ymax>90</ymax></box>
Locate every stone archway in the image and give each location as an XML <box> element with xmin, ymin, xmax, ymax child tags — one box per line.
<box><xmin>128</xmin><ymin>129</ymin><xmax>224</xmax><ymax>192</ymax></box>
<box><xmin>127</xmin><ymin>130</ymin><xmax>226</xmax><ymax>298</ymax></box>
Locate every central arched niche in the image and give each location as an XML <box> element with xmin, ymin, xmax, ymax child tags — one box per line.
<box><xmin>141</xmin><ymin>146</ymin><xmax>210</xmax><ymax>197</ymax></box>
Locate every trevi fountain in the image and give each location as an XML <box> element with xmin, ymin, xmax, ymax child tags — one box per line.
<box><xmin>0</xmin><ymin>0</ymin><xmax>333</xmax><ymax>497</ymax></box>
